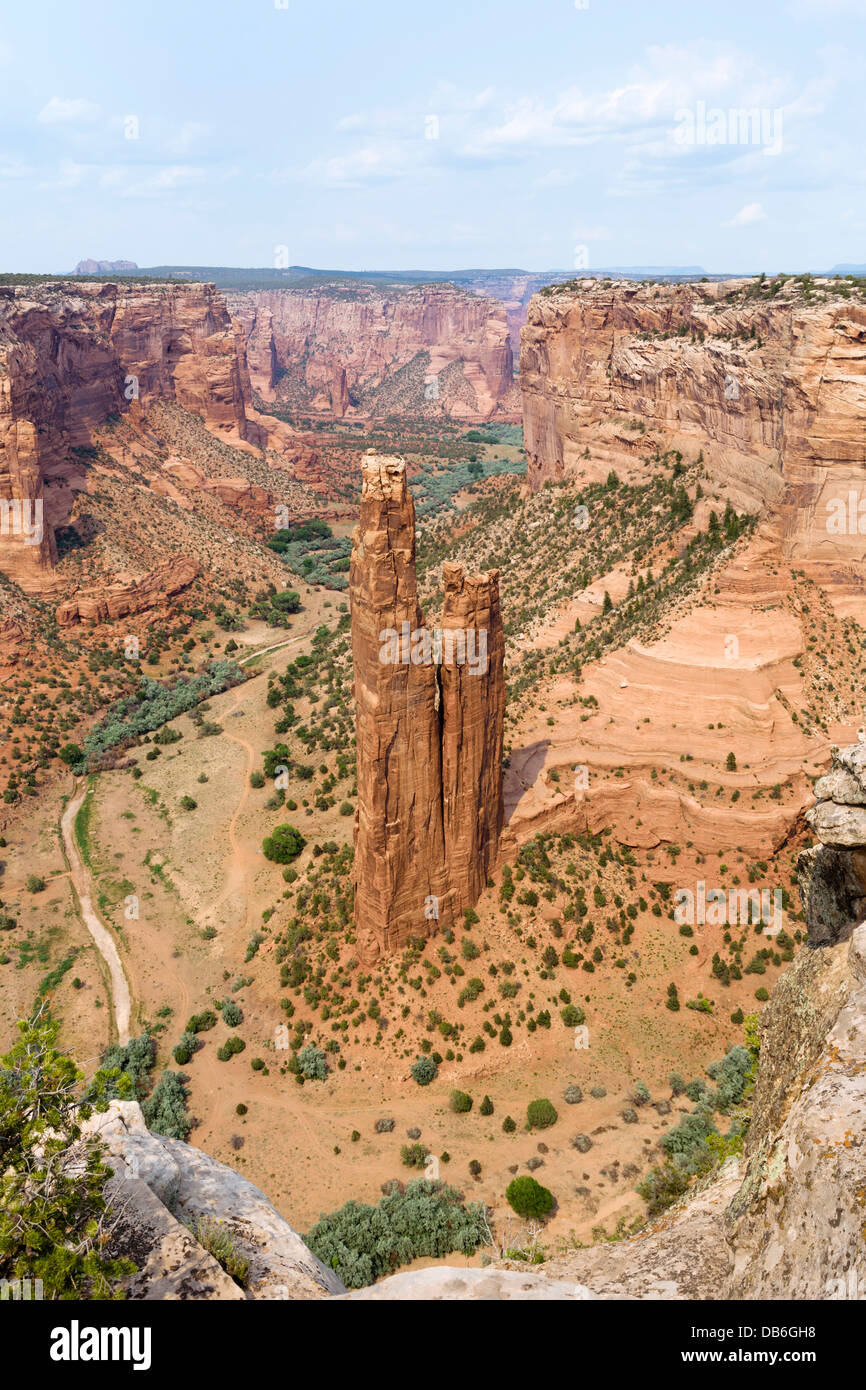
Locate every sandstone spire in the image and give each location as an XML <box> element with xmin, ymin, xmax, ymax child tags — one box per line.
<box><xmin>350</xmin><ymin>452</ymin><xmax>505</xmax><ymax>963</ymax></box>
<box><xmin>440</xmin><ymin>561</ymin><xmax>505</xmax><ymax>910</ymax></box>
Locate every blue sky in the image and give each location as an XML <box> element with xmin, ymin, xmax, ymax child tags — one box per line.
<box><xmin>1</xmin><ymin>0</ymin><xmax>864</xmax><ymax>273</ymax></box>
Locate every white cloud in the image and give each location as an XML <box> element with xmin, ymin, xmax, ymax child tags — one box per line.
<box><xmin>165</xmin><ymin>121</ymin><xmax>210</xmax><ymax>155</ymax></box>
<box><xmin>0</xmin><ymin>155</ymin><xmax>31</xmax><ymax>180</ymax></box>
<box><xmin>573</xmin><ymin>223</ymin><xmax>610</xmax><ymax>241</ymax></box>
<box><xmin>37</xmin><ymin>97</ymin><xmax>100</xmax><ymax>126</ymax></box>
<box><xmin>299</xmin><ymin>144</ymin><xmax>418</xmax><ymax>189</ymax></box>
<box><xmin>724</xmin><ymin>202</ymin><xmax>768</xmax><ymax>227</ymax></box>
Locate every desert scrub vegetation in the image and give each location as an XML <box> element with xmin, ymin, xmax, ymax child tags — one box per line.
<box><xmin>637</xmin><ymin>1028</ymin><xmax>758</xmax><ymax>1217</ymax></box>
<box><xmin>0</xmin><ymin>1015</ymin><xmax>135</xmax><ymax>1299</ymax></box>
<box><xmin>303</xmin><ymin>1179</ymin><xmax>489</xmax><ymax>1288</ymax></box>
<box><xmin>83</xmin><ymin>661</ymin><xmax>244</xmax><ymax>765</ymax></box>
<box><xmin>185</xmin><ymin>1216</ymin><xmax>249</xmax><ymax>1287</ymax></box>
<box><xmin>141</xmin><ymin>1070</ymin><xmax>192</xmax><ymax>1140</ymax></box>
<box><xmin>526</xmin><ymin>1098</ymin><xmax>558</xmax><ymax>1130</ymax></box>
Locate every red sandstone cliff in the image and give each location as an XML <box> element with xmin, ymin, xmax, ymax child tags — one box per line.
<box><xmin>520</xmin><ymin>275</ymin><xmax>866</xmax><ymax>600</ymax></box>
<box><xmin>228</xmin><ymin>283</ymin><xmax>516</xmax><ymax>422</ymax></box>
<box><xmin>350</xmin><ymin>452</ymin><xmax>504</xmax><ymax>963</ymax></box>
<box><xmin>0</xmin><ymin>281</ymin><xmax>265</xmax><ymax>593</ymax></box>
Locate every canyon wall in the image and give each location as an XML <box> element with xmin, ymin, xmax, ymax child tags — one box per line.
<box><xmin>350</xmin><ymin>452</ymin><xmax>504</xmax><ymax>963</ymax></box>
<box><xmin>521</xmin><ymin>278</ymin><xmax>866</xmax><ymax>595</ymax></box>
<box><xmin>228</xmin><ymin>283</ymin><xmax>517</xmax><ymax>421</ymax></box>
<box><xmin>0</xmin><ymin>281</ymin><xmax>264</xmax><ymax>593</ymax></box>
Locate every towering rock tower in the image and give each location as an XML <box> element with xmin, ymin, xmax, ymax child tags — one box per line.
<box><xmin>350</xmin><ymin>452</ymin><xmax>504</xmax><ymax>963</ymax></box>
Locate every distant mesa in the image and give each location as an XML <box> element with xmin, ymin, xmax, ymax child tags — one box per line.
<box><xmin>73</xmin><ymin>258</ymin><xmax>139</xmax><ymax>275</ymax></box>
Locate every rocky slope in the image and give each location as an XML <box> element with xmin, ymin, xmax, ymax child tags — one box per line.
<box><xmin>354</xmin><ymin>745</ymin><xmax>866</xmax><ymax>1299</ymax></box>
<box><xmin>521</xmin><ymin>276</ymin><xmax>866</xmax><ymax>604</ymax></box>
<box><xmin>0</xmin><ymin>280</ymin><xmax>268</xmax><ymax>593</ymax></box>
<box><xmin>350</xmin><ymin>452</ymin><xmax>504</xmax><ymax>961</ymax></box>
<box><xmin>85</xmin><ymin>1100</ymin><xmax>346</xmax><ymax>1300</ymax></box>
<box><xmin>228</xmin><ymin>283</ymin><xmax>517</xmax><ymax>421</ymax></box>
<box><xmin>500</xmin><ymin>275</ymin><xmax>866</xmax><ymax>859</ymax></box>
<box><xmin>89</xmin><ymin>749</ymin><xmax>866</xmax><ymax>1299</ymax></box>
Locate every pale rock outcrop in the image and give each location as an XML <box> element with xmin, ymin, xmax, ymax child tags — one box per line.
<box><xmin>799</xmin><ymin>742</ymin><xmax>866</xmax><ymax>943</ymax></box>
<box><xmin>85</xmin><ymin>1101</ymin><xmax>346</xmax><ymax>1301</ymax></box>
<box><xmin>339</xmin><ymin>1267</ymin><xmax>597</xmax><ymax>1300</ymax></box>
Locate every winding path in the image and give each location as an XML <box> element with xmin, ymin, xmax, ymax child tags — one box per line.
<box><xmin>56</xmin><ymin>627</ymin><xmax>325</xmax><ymax>1053</ymax></box>
<box><xmin>60</xmin><ymin>785</ymin><xmax>132</xmax><ymax>1045</ymax></box>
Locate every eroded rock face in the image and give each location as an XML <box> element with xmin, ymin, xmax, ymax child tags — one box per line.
<box><xmin>0</xmin><ymin>281</ymin><xmax>263</xmax><ymax>593</ymax></box>
<box><xmin>725</xmin><ymin>923</ymin><xmax>866</xmax><ymax>1299</ymax></box>
<box><xmin>521</xmin><ymin>278</ymin><xmax>866</xmax><ymax>509</ymax></box>
<box><xmin>55</xmin><ymin>556</ymin><xmax>200</xmax><ymax>626</ymax></box>
<box><xmin>798</xmin><ymin>742</ymin><xmax>866</xmax><ymax>944</ymax></box>
<box><xmin>440</xmin><ymin>561</ymin><xmax>505</xmax><ymax>911</ymax></box>
<box><xmin>228</xmin><ymin>283</ymin><xmax>516</xmax><ymax>421</ymax></box>
<box><xmin>350</xmin><ymin>453</ymin><xmax>504</xmax><ymax>962</ymax></box>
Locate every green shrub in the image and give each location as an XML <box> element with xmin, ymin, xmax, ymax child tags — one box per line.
<box><xmin>502</xmin><ymin>1115</ymin><xmax>516</xmax><ymax>1133</ymax></box>
<box><xmin>410</xmin><ymin>1056</ymin><xmax>437</xmax><ymax>1086</ymax></box>
<box><xmin>479</xmin><ymin>1095</ymin><xmax>494</xmax><ymax>1116</ymax></box>
<box><xmin>297</xmin><ymin>1043</ymin><xmax>327</xmax><ymax>1080</ymax></box>
<box><xmin>221</xmin><ymin>1000</ymin><xmax>243</xmax><ymax>1028</ymax></box>
<box><xmin>262</xmin><ymin>824</ymin><xmax>306</xmax><ymax>864</ymax></box>
<box><xmin>449</xmin><ymin>1089</ymin><xmax>473</xmax><ymax>1114</ymax></box>
<box><xmin>185</xmin><ymin>1010</ymin><xmax>217</xmax><ymax>1034</ymax></box>
<box><xmin>141</xmin><ymin>1070</ymin><xmax>191</xmax><ymax>1139</ymax></box>
<box><xmin>401</xmin><ymin>1142</ymin><xmax>429</xmax><ymax>1168</ymax></box>
<box><xmin>505</xmin><ymin>1175</ymin><xmax>554</xmax><ymax>1219</ymax></box>
<box><xmin>87</xmin><ymin>1034</ymin><xmax>155</xmax><ymax>1103</ymax></box>
<box><xmin>304</xmin><ymin>1180</ymin><xmax>488</xmax><ymax>1289</ymax></box>
<box><xmin>526</xmin><ymin>1098</ymin><xmax>557</xmax><ymax>1130</ymax></box>
<box><xmin>186</xmin><ymin>1216</ymin><xmax>249</xmax><ymax>1286</ymax></box>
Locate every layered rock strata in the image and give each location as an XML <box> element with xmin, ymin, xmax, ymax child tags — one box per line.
<box><xmin>229</xmin><ymin>283</ymin><xmax>516</xmax><ymax>421</ymax></box>
<box><xmin>350</xmin><ymin>452</ymin><xmax>504</xmax><ymax>962</ymax></box>
<box><xmin>520</xmin><ymin>277</ymin><xmax>866</xmax><ymax>609</ymax></box>
<box><xmin>55</xmin><ymin>556</ymin><xmax>200</xmax><ymax>626</ymax></box>
<box><xmin>0</xmin><ymin>281</ymin><xmax>265</xmax><ymax>593</ymax></box>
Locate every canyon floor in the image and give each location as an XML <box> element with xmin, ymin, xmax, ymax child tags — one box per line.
<box><xmin>2</xmin><ymin>406</ymin><xmax>858</xmax><ymax>1260</ymax></box>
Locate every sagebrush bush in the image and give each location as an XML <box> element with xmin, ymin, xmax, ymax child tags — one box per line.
<box><xmin>304</xmin><ymin>1181</ymin><xmax>488</xmax><ymax>1289</ymax></box>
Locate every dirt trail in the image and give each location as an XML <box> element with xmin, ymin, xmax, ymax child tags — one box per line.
<box><xmin>203</xmin><ymin>623</ymin><xmax>324</xmax><ymax>932</ymax></box>
<box><xmin>60</xmin><ymin>785</ymin><xmax>132</xmax><ymax>1045</ymax></box>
